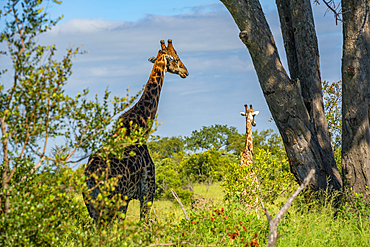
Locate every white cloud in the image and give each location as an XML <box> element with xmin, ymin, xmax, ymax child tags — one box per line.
<box><xmin>2</xmin><ymin>6</ymin><xmax>342</xmax><ymax>137</ymax></box>
<box><xmin>51</xmin><ymin>18</ymin><xmax>124</xmax><ymax>33</ymax></box>
<box><xmin>45</xmin><ymin>12</ymin><xmax>244</xmax><ymax>53</ymax></box>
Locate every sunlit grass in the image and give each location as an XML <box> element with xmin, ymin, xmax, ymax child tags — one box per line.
<box><xmin>68</xmin><ymin>182</ymin><xmax>370</xmax><ymax>246</ymax></box>
<box><xmin>125</xmin><ymin>182</ymin><xmax>225</xmax><ymax>223</ymax></box>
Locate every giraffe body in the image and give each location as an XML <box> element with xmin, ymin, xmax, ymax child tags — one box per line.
<box><xmin>240</xmin><ymin>104</ymin><xmax>260</xmax><ymax>214</ymax></box>
<box><xmin>83</xmin><ymin>40</ymin><xmax>188</xmax><ymax>223</ymax></box>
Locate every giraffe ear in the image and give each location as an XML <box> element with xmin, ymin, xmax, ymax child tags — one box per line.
<box><xmin>240</xmin><ymin>112</ymin><xmax>246</xmax><ymax>116</ymax></box>
<box><xmin>148</xmin><ymin>56</ymin><xmax>157</xmax><ymax>63</ymax></box>
<box><xmin>252</xmin><ymin>111</ymin><xmax>259</xmax><ymax>116</ymax></box>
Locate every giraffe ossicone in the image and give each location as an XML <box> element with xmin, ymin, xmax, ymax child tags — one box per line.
<box><xmin>83</xmin><ymin>39</ymin><xmax>188</xmax><ymax>224</ymax></box>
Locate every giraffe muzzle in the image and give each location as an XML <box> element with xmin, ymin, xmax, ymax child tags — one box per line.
<box><xmin>179</xmin><ymin>71</ymin><xmax>189</xmax><ymax>78</ymax></box>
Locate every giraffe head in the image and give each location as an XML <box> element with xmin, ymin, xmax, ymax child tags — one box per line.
<box><xmin>240</xmin><ymin>104</ymin><xmax>259</xmax><ymax>127</ymax></box>
<box><xmin>148</xmin><ymin>39</ymin><xmax>189</xmax><ymax>78</ymax></box>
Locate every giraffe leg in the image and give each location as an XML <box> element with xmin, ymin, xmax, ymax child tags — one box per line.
<box><xmin>84</xmin><ymin>198</ymin><xmax>99</xmax><ymax>223</ymax></box>
<box><xmin>139</xmin><ymin>145</ymin><xmax>155</xmax><ymax>223</ymax></box>
<box><xmin>139</xmin><ymin>183</ymin><xmax>155</xmax><ymax>222</ymax></box>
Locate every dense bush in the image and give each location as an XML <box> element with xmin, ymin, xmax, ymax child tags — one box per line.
<box><xmin>179</xmin><ymin>149</ymin><xmax>231</xmax><ymax>183</ymax></box>
<box><xmin>0</xmin><ymin>166</ymin><xmax>87</xmax><ymax>246</ymax></box>
<box><xmin>154</xmin><ymin>157</ymin><xmax>194</xmax><ymax>204</ymax></box>
<box><xmin>223</xmin><ymin>147</ymin><xmax>295</xmax><ymax>208</ymax></box>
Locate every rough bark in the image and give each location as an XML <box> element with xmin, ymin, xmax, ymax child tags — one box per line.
<box><xmin>220</xmin><ymin>0</ymin><xmax>342</xmax><ymax>190</ymax></box>
<box><xmin>342</xmin><ymin>0</ymin><xmax>370</xmax><ymax>194</ymax></box>
<box><xmin>276</xmin><ymin>0</ymin><xmax>342</xmax><ymax>189</ymax></box>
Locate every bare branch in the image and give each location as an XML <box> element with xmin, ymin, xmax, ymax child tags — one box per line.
<box><xmin>261</xmin><ymin>169</ymin><xmax>315</xmax><ymax>247</ymax></box>
<box><xmin>171</xmin><ymin>188</ymin><xmax>188</xmax><ymax>220</ymax></box>
<box><xmin>321</xmin><ymin>0</ymin><xmax>342</xmax><ymax>25</ymax></box>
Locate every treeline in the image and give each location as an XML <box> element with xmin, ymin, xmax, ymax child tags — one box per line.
<box><xmin>147</xmin><ymin>125</ymin><xmax>294</xmax><ymax>204</ymax></box>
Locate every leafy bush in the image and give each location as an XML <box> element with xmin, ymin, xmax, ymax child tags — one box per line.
<box><xmin>179</xmin><ymin>149</ymin><xmax>230</xmax><ymax>183</ymax></box>
<box><xmin>0</xmin><ymin>166</ymin><xmax>87</xmax><ymax>246</ymax></box>
<box><xmin>176</xmin><ymin>199</ymin><xmax>266</xmax><ymax>246</ymax></box>
<box><xmin>154</xmin><ymin>157</ymin><xmax>194</xmax><ymax>203</ymax></box>
<box><xmin>223</xmin><ymin>148</ymin><xmax>295</xmax><ymax>207</ymax></box>
<box><xmin>163</xmin><ymin>188</ymin><xmax>194</xmax><ymax>205</ymax></box>
<box><xmin>147</xmin><ymin>136</ymin><xmax>185</xmax><ymax>162</ymax></box>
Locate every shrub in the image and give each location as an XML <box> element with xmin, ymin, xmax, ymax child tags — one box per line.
<box><xmin>223</xmin><ymin>148</ymin><xmax>295</xmax><ymax>207</ymax></box>
<box><xmin>155</xmin><ymin>158</ymin><xmax>194</xmax><ymax>203</ymax></box>
<box><xmin>179</xmin><ymin>149</ymin><xmax>230</xmax><ymax>183</ymax></box>
<box><xmin>0</xmin><ymin>166</ymin><xmax>87</xmax><ymax>246</ymax></box>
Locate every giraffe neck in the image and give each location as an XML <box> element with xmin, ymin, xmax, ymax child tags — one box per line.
<box><xmin>138</xmin><ymin>55</ymin><xmax>166</xmax><ymax>121</ymax></box>
<box><xmin>118</xmin><ymin>54</ymin><xmax>167</xmax><ymax>133</ymax></box>
<box><xmin>241</xmin><ymin>116</ymin><xmax>253</xmax><ymax>166</ymax></box>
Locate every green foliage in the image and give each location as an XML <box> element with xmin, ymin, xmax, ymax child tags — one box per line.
<box><xmin>252</xmin><ymin>129</ymin><xmax>284</xmax><ymax>157</ymax></box>
<box><xmin>153</xmin><ymin>154</ymin><xmax>193</xmax><ymax>204</ymax></box>
<box><xmin>338</xmin><ymin>188</ymin><xmax>370</xmax><ymax>223</ymax></box>
<box><xmin>0</xmin><ymin>166</ymin><xmax>87</xmax><ymax>246</ymax></box>
<box><xmin>147</xmin><ymin>135</ymin><xmax>185</xmax><ymax>162</ymax></box>
<box><xmin>177</xmin><ymin>201</ymin><xmax>265</xmax><ymax>246</ymax></box>
<box><xmin>322</xmin><ymin>80</ymin><xmax>342</xmax><ymax>171</ymax></box>
<box><xmin>223</xmin><ymin>148</ymin><xmax>295</xmax><ymax>207</ymax></box>
<box><xmin>322</xmin><ymin>80</ymin><xmax>342</xmax><ymax>150</ymax></box>
<box><xmin>254</xmin><ymin>148</ymin><xmax>295</xmax><ymax>202</ymax></box>
<box><xmin>179</xmin><ymin>149</ymin><xmax>231</xmax><ymax>183</ymax></box>
<box><xmin>184</xmin><ymin>124</ymin><xmax>240</xmax><ymax>152</ymax></box>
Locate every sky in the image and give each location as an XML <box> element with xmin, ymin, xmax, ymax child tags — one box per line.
<box><xmin>0</xmin><ymin>0</ymin><xmax>342</xmax><ymax>139</ymax></box>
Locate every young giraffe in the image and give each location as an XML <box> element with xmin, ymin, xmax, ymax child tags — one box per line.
<box><xmin>240</xmin><ymin>104</ymin><xmax>260</xmax><ymax>214</ymax></box>
<box><xmin>83</xmin><ymin>39</ymin><xmax>189</xmax><ymax>223</ymax></box>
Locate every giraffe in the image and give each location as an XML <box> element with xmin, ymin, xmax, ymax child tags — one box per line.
<box><xmin>240</xmin><ymin>104</ymin><xmax>260</xmax><ymax>214</ymax></box>
<box><xmin>83</xmin><ymin>39</ymin><xmax>189</xmax><ymax>223</ymax></box>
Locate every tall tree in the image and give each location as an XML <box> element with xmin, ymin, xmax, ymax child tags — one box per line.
<box><xmin>220</xmin><ymin>0</ymin><xmax>370</xmax><ymax>193</ymax></box>
<box><xmin>341</xmin><ymin>0</ymin><xmax>370</xmax><ymax>193</ymax></box>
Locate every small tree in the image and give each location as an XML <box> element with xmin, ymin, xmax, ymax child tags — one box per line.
<box><xmin>0</xmin><ymin>0</ymin><xmax>148</xmax><ymax>244</ymax></box>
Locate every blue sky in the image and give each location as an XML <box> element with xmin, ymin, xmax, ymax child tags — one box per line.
<box><xmin>1</xmin><ymin>0</ymin><xmax>342</xmax><ymax>139</ymax></box>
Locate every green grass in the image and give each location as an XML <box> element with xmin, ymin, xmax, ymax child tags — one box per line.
<box><xmin>71</xmin><ymin>183</ymin><xmax>370</xmax><ymax>247</ymax></box>
<box><xmin>125</xmin><ymin>182</ymin><xmax>225</xmax><ymax>223</ymax></box>
<box><xmin>9</xmin><ymin>181</ymin><xmax>369</xmax><ymax>246</ymax></box>
<box><xmin>275</xmin><ymin>205</ymin><xmax>370</xmax><ymax>246</ymax></box>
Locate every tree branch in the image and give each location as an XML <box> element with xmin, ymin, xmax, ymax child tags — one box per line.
<box><xmin>261</xmin><ymin>169</ymin><xmax>315</xmax><ymax>247</ymax></box>
<box><xmin>1</xmin><ymin>115</ymin><xmax>10</xmax><ymax>214</ymax></box>
<box><xmin>171</xmin><ymin>188</ymin><xmax>188</xmax><ymax>220</ymax></box>
<box><xmin>321</xmin><ymin>0</ymin><xmax>342</xmax><ymax>24</ymax></box>
<box><xmin>12</xmin><ymin>3</ymin><xmax>25</xmax><ymax>56</ymax></box>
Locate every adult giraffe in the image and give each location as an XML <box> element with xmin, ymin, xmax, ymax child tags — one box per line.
<box><xmin>83</xmin><ymin>39</ymin><xmax>189</xmax><ymax>223</ymax></box>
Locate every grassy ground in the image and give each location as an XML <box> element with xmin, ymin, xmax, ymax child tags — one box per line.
<box><xmin>125</xmin><ymin>182</ymin><xmax>225</xmax><ymax>223</ymax></box>
<box><xmin>69</xmin><ymin>182</ymin><xmax>370</xmax><ymax>246</ymax></box>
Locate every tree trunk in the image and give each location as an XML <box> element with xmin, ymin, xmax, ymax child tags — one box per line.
<box><xmin>342</xmin><ymin>0</ymin><xmax>370</xmax><ymax>194</ymax></box>
<box><xmin>220</xmin><ymin>0</ymin><xmax>342</xmax><ymax>190</ymax></box>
